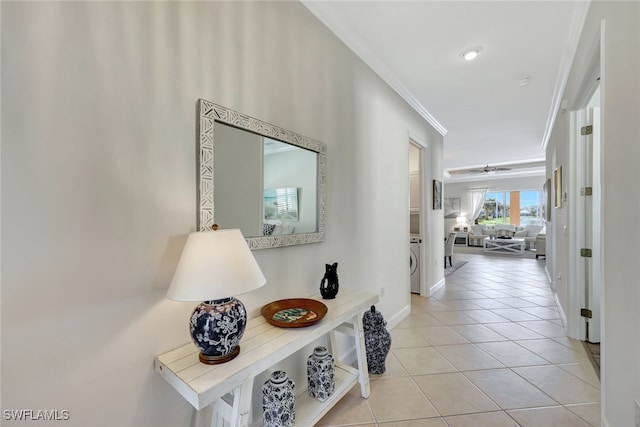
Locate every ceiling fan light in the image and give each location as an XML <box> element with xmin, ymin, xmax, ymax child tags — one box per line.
<box><xmin>463</xmin><ymin>50</ymin><xmax>478</xmax><ymax>61</ymax></box>
<box><xmin>461</xmin><ymin>46</ymin><xmax>482</xmax><ymax>61</ymax></box>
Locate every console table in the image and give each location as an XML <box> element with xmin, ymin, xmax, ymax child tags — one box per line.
<box><xmin>155</xmin><ymin>289</ymin><xmax>378</xmax><ymax>427</ymax></box>
<box><xmin>483</xmin><ymin>237</ymin><xmax>525</xmax><ymax>254</ymax></box>
<box><xmin>454</xmin><ymin>231</ymin><xmax>469</xmax><ymax>246</ymax></box>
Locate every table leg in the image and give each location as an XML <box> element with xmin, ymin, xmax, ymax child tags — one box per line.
<box><xmin>204</xmin><ymin>379</ymin><xmax>253</xmax><ymax>427</ymax></box>
<box><xmin>229</xmin><ymin>380</ymin><xmax>253</xmax><ymax>427</ymax></box>
<box><xmin>352</xmin><ymin>314</ymin><xmax>370</xmax><ymax>398</ymax></box>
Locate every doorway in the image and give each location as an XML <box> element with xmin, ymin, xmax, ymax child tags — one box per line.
<box><xmin>409</xmin><ymin>142</ymin><xmax>422</xmax><ymax>294</ymax></box>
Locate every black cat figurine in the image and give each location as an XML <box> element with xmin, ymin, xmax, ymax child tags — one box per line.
<box><xmin>319</xmin><ymin>262</ymin><xmax>339</xmax><ymax>299</ymax></box>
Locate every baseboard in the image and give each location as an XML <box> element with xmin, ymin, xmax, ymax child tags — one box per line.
<box><xmin>339</xmin><ymin>346</ymin><xmax>358</xmax><ymax>367</ymax></box>
<box><xmin>337</xmin><ymin>303</ymin><xmax>410</xmax><ymax>367</ymax></box>
<box><xmin>387</xmin><ymin>304</ymin><xmax>411</xmax><ymax>330</ymax></box>
<box><xmin>554</xmin><ymin>292</ymin><xmax>568</xmax><ymax>329</ymax></box>
<box><xmin>545</xmin><ymin>265</ymin><xmax>553</xmax><ymax>288</ymax></box>
<box><xmin>429</xmin><ymin>278</ymin><xmax>445</xmax><ymax>296</ymax></box>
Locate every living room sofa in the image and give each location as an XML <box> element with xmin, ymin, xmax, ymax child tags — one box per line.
<box><xmin>468</xmin><ymin>224</ymin><xmax>545</xmax><ymax>250</ymax></box>
<box><xmin>468</xmin><ymin>225</ymin><xmax>495</xmax><ymax>246</ymax></box>
<box><xmin>515</xmin><ymin>225</ymin><xmax>545</xmax><ymax>249</ymax></box>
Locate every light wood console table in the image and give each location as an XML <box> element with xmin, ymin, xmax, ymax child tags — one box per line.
<box><xmin>155</xmin><ymin>289</ymin><xmax>378</xmax><ymax>427</ymax></box>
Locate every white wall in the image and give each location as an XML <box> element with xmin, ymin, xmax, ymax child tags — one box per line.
<box><xmin>0</xmin><ymin>2</ymin><xmax>443</xmax><ymax>426</ymax></box>
<box><xmin>546</xmin><ymin>2</ymin><xmax>640</xmax><ymax>426</ymax></box>
<box><xmin>546</xmin><ymin>126</ymin><xmax>567</xmax><ymax>313</ymax></box>
<box><xmin>350</xmin><ymin>60</ymin><xmax>444</xmax><ymax>318</ymax></box>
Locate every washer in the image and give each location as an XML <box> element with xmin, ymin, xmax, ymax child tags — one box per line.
<box><xmin>410</xmin><ymin>235</ymin><xmax>421</xmax><ymax>294</ymax></box>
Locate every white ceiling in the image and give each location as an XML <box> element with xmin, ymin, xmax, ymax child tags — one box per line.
<box><xmin>302</xmin><ymin>1</ymin><xmax>588</xmax><ymax>182</ymax></box>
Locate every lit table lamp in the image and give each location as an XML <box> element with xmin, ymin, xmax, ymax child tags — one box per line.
<box><xmin>167</xmin><ymin>229</ymin><xmax>266</xmax><ymax>364</ymax></box>
<box><xmin>456</xmin><ymin>216</ymin><xmax>468</xmax><ymax>228</ymax></box>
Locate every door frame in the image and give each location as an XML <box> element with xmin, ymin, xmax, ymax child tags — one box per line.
<box><xmin>409</xmin><ymin>132</ymin><xmax>428</xmax><ymax>296</ymax></box>
<box><xmin>566</xmin><ymin>32</ymin><xmax>603</xmax><ymax>343</ymax></box>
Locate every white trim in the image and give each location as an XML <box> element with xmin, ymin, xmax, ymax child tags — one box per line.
<box><xmin>567</xmin><ymin>110</ymin><xmax>585</xmax><ymax>340</ymax></box>
<box><xmin>545</xmin><ymin>265</ymin><xmax>552</xmax><ymax>288</ymax></box>
<box><xmin>444</xmin><ymin>169</ymin><xmax>545</xmax><ymax>184</ymax></box>
<box><xmin>542</xmin><ymin>0</ymin><xmax>591</xmax><ymax>149</ymax></box>
<box><xmin>388</xmin><ymin>304</ymin><xmax>411</xmax><ymax>330</ymax></box>
<box><xmin>338</xmin><ymin>346</ymin><xmax>358</xmax><ymax>368</ymax></box>
<box><xmin>429</xmin><ymin>278</ymin><xmax>446</xmax><ymax>297</ymax></box>
<box><xmin>301</xmin><ymin>1</ymin><xmax>447</xmax><ymax>136</ymax></box>
<box><xmin>408</xmin><ymin>132</ymin><xmax>428</xmax><ymax>149</ymax></box>
<box><xmin>554</xmin><ymin>292</ymin><xmax>568</xmax><ymax>331</ymax></box>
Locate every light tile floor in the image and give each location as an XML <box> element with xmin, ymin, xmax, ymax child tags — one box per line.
<box><xmin>317</xmin><ymin>253</ymin><xmax>600</xmax><ymax>427</ymax></box>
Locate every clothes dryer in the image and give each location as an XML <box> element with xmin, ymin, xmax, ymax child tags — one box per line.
<box><xmin>410</xmin><ymin>235</ymin><xmax>421</xmax><ymax>294</ymax></box>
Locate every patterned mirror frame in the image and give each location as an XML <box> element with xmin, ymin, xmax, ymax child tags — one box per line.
<box><xmin>197</xmin><ymin>99</ymin><xmax>326</xmax><ymax>250</ymax></box>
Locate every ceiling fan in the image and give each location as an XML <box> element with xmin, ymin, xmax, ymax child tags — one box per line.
<box><xmin>468</xmin><ymin>164</ymin><xmax>512</xmax><ymax>174</ymax></box>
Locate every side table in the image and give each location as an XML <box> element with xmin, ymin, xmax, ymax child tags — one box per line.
<box><xmin>454</xmin><ymin>231</ymin><xmax>468</xmax><ymax>245</ymax></box>
<box><xmin>155</xmin><ymin>289</ymin><xmax>378</xmax><ymax>427</ymax></box>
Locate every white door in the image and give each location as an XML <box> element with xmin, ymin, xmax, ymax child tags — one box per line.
<box><xmin>572</xmin><ymin>106</ymin><xmax>601</xmax><ymax>343</ymax></box>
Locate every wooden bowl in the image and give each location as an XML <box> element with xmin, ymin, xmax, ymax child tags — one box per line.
<box><xmin>261</xmin><ymin>298</ymin><xmax>328</xmax><ymax>328</ymax></box>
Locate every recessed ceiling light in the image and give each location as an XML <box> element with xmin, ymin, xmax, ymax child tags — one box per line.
<box><xmin>461</xmin><ymin>46</ymin><xmax>482</xmax><ymax>61</ymax></box>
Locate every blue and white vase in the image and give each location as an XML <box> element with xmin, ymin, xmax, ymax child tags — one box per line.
<box><xmin>307</xmin><ymin>346</ymin><xmax>335</xmax><ymax>402</ymax></box>
<box><xmin>362</xmin><ymin>305</ymin><xmax>392</xmax><ymax>374</ymax></box>
<box><xmin>262</xmin><ymin>370</ymin><xmax>295</xmax><ymax>427</ymax></box>
<box><xmin>190</xmin><ymin>297</ymin><xmax>247</xmax><ymax>364</ymax></box>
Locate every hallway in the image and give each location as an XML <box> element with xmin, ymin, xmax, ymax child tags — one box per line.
<box><xmin>318</xmin><ymin>253</ymin><xmax>600</xmax><ymax>426</ymax></box>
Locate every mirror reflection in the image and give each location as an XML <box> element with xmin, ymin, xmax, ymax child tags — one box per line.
<box><xmin>213</xmin><ymin>123</ymin><xmax>318</xmax><ymax>238</ymax></box>
<box><xmin>197</xmin><ymin>99</ymin><xmax>326</xmax><ymax>250</ymax></box>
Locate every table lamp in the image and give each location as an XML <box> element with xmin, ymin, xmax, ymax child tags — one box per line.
<box><xmin>167</xmin><ymin>229</ymin><xmax>266</xmax><ymax>364</ymax></box>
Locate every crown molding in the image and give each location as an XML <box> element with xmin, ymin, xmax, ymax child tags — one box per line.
<box><xmin>541</xmin><ymin>0</ymin><xmax>591</xmax><ymax>150</ymax></box>
<box><xmin>302</xmin><ymin>1</ymin><xmax>448</xmax><ymax>136</ymax></box>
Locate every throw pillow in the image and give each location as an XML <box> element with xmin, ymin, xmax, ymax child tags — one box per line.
<box><xmin>470</xmin><ymin>225</ymin><xmax>484</xmax><ymax>235</ymax></box>
<box><xmin>524</xmin><ymin>225</ymin><xmax>544</xmax><ymax>237</ymax></box>
<box><xmin>514</xmin><ymin>230</ymin><xmax>527</xmax><ymax>238</ymax></box>
<box><xmin>263</xmin><ymin>223</ymin><xmax>276</xmax><ymax>235</ymax></box>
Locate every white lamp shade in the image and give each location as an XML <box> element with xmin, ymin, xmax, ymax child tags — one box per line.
<box><xmin>456</xmin><ymin>216</ymin><xmax>467</xmax><ymax>224</ymax></box>
<box><xmin>167</xmin><ymin>229</ymin><xmax>266</xmax><ymax>302</ymax></box>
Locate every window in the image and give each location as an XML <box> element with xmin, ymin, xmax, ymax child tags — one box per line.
<box><xmin>478</xmin><ymin>190</ymin><xmax>542</xmax><ymax>226</ymax></box>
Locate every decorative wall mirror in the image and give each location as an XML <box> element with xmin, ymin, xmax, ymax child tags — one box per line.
<box><xmin>197</xmin><ymin>99</ymin><xmax>326</xmax><ymax>249</ymax></box>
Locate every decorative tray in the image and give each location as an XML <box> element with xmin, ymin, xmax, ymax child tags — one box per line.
<box><xmin>261</xmin><ymin>298</ymin><xmax>328</xmax><ymax>328</ymax></box>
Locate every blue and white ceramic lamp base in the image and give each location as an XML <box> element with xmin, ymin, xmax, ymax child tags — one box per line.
<box><xmin>189</xmin><ymin>297</ymin><xmax>247</xmax><ymax>364</ymax></box>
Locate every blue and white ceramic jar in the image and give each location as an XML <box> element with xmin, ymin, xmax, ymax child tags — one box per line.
<box><xmin>262</xmin><ymin>370</ymin><xmax>295</xmax><ymax>427</ymax></box>
<box><xmin>307</xmin><ymin>346</ymin><xmax>335</xmax><ymax>402</ymax></box>
<box><xmin>189</xmin><ymin>297</ymin><xmax>247</xmax><ymax>364</ymax></box>
<box><xmin>362</xmin><ymin>305</ymin><xmax>392</xmax><ymax>374</ymax></box>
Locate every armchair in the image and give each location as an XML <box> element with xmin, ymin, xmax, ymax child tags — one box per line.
<box><xmin>514</xmin><ymin>225</ymin><xmax>545</xmax><ymax>250</ymax></box>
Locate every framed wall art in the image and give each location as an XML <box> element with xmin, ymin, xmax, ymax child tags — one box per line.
<box><xmin>444</xmin><ymin>197</ymin><xmax>461</xmax><ymax>219</ymax></box>
<box><xmin>543</xmin><ymin>178</ymin><xmax>551</xmax><ymax>221</ymax></box>
<box><xmin>554</xmin><ymin>166</ymin><xmax>562</xmax><ymax>208</ymax></box>
<box><xmin>433</xmin><ymin>180</ymin><xmax>442</xmax><ymax>210</ymax></box>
